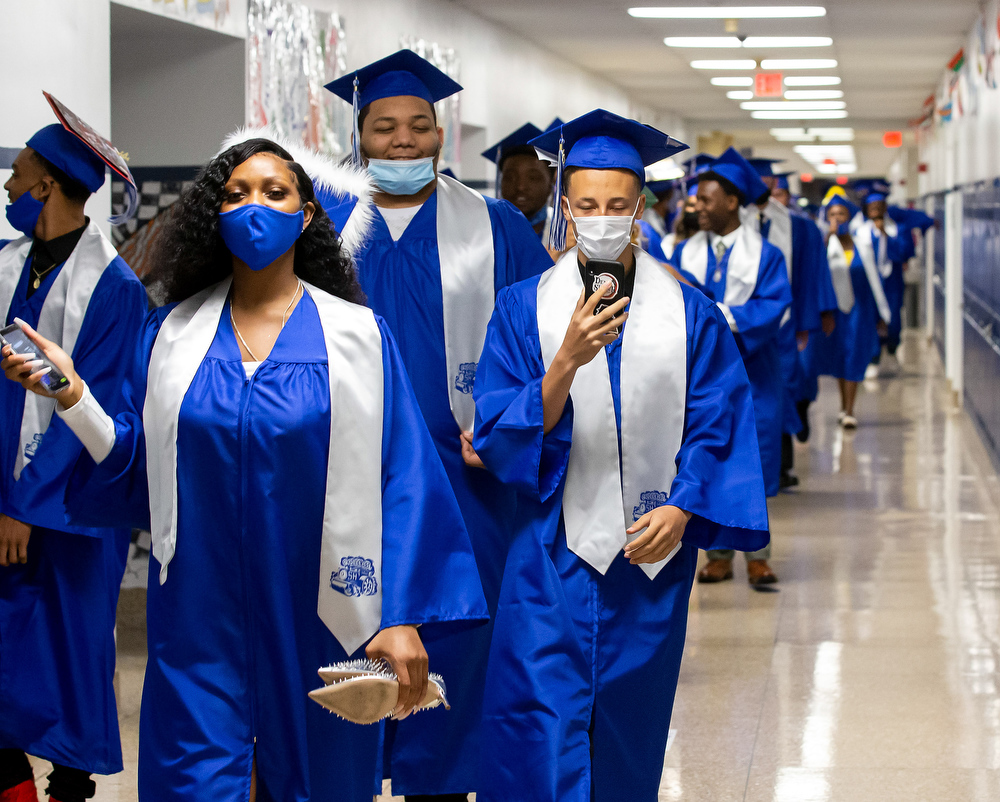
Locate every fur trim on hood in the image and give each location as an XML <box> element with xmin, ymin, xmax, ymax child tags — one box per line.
<box><xmin>217</xmin><ymin>126</ymin><xmax>375</xmax><ymax>258</ymax></box>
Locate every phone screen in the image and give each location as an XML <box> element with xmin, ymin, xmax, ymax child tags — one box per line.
<box><xmin>0</xmin><ymin>324</ymin><xmax>70</xmax><ymax>393</ymax></box>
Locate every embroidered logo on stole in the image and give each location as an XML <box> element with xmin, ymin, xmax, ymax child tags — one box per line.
<box><xmin>633</xmin><ymin>490</ymin><xmax>669</xmax><ymax>520</ymax></box>
<box><xmin>330</xmin><ymin>556</ymin><xmax>379</xmax><ymax>598</ymax></box>
<box><xmin>455</xmin><ymin>361</ymin><xmax>478</xmax><ymax>394</ymax></box>
<box><xmin>24</xmin><ymin>433</ymin><xmax>44</xmax><ymax>460</ymax></box>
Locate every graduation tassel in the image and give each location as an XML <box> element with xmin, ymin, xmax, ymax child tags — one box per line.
<box><xmin>351</xmin><ymin>76</ymin><xmax>362</xmax><ymax>168</ymax></box>
<box><xmin>547</xmin><ymin>130</ymin><xmax>567</xmax><ymax>252</ymax></box>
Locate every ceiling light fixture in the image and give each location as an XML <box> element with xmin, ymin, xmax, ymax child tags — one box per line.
<box><xmin>665</xmin><ymin>36</ymin><xmax>832</xmax><ymax>48</ymax></box>
<box><xmin>630</xmin><ymin>6</ymin><xmax>827</xmax><ymax>19</ymax></box>
<box><xmin>783</xmin><ymin>76</ymin><xmax>841</xmax><ymax>86</ymax></box>
<box><xmin>751</xmin><ymin>110</ymin><xmax>849</xmax><ymax>119</ymax></box>
<box><xmin>711</xmin><ymin>77</ymin><xmax>754</xmax><ymax>86</ymax></box>
<box><xmin>783</xmin><ymin>89</ymin><xmax>844</xmax><ymax>99</ymax></box>
<box><xmin>741</xmin><ymin>100</ymin><xmax>846</xmax><ymax>110</ymax></box>
<box><xmin>760</xmin><ymin>58</ymin><xmax>838</xmax><ymax>69</ymax></box>
<box><xmin>691</xmin><ymin>59</ymin><xmax>758</xmax><ymax>70</ymax></box>
<box><xmin>770</xmin><ymin>127</ymin><xmax>855</xmax><ymax>142</ymax></box>
<box><xmin>727</xmin><ymin>91</ymin><xmax>755</xmax><ymax>100</ymax></box>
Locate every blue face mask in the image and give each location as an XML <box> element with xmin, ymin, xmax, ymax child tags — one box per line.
<box><xmin>5</xmin><ymin>186</ymin><xmax>45</xmax><ymax>237</ymax></box>
<box><xmin>218</xmin><ymin>204</ymin><xmax>305</xmax><ymax>271</ymax></box>
<box><xmin>366</xmin><ymin>157</ymin><xmax>436</xmax><ymax>196</ymax></box>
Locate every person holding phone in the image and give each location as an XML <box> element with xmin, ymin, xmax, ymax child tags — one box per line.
<box><xmin>671</xmin><ymin>148</ymin><xmax>793</xmax><ymax>588</ymax></box>
<box><xmin>0</xmin><ymin>107</ymin><xmax>147</xmax><ymax>802</ymax></box>
<box><xmin>325</xmin><ymin>51</ymin><xmax>553</xmax><ymax>802</ymax></box>
<box><xmin>470</xmin><ymin>110</ymin><xmax>770</xmax><ymax>802</ymax></box>
<box><xmin>2</xmin><ymin>138</ymin><xmax>488</xmax><ymax>802</ymax></box>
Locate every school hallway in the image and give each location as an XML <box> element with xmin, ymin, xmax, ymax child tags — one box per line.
<box><xmin>16</xmin><ymin>329</ymin><xmax>994</xmax><ymax>801</ymax></box>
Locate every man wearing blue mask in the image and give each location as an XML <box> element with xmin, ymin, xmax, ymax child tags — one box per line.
<box><xmin>671</xmin><ymin>148</ymin><xmax>792</xmax><ymax>587</ymax></box>
<box><xmin>0</xmin><ymin>99</ymin><xmax>147</xmax><ymax>802</ymax></box>
<box><xmin>471</xmin><ymin>110</ymin><xmax>769</xmax><ymax>802</ymax></box>
<box><xmin>325</xmin><ymin>51</ymin><xmax>553</xmax><ymax>802</ymax></box>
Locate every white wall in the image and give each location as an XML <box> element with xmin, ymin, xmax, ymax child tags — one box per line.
<box><xmin>110</xmin><ymin>3</ymin><xmax>246</xmax><ymax>167</ymax></box>
<box><xmin>0</xmin><ymin>0</ymin><xmax>112</xmax><ymax>239</ymax></box>
<box><xmin>917</xmin><ymin>0</ymin><xmax>1000</xmax><ymax>195</ymax></box>
<box><xmin>300</xmin><ymin>0</ymin><xmax>686</xmax><ymax>169</ymax></box>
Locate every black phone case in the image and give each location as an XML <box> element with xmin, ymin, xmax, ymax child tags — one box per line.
<box><xmin>585</xmin><ymin>259</ymin><xmax>626</xmax><ymax>316</ymax></box>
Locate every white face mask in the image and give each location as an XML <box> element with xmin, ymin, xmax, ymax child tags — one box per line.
<box><xmin>569</xmin><ymin>197</ymin><xmax>641</xmax><ymax>261</ymax></box>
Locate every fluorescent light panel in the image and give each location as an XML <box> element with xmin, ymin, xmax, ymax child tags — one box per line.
<box><xmin>783</xmin><ymin>76</ymin><xmax>841</xmax><ymax>86</ymax></box>
<box><xmin>751</xmin><ymin>110</ymin><xmax>848</xmax><ymax>119</ymax></box>
<box><xmin>727</xmin><ymin>91</ymin><xmax>754</xmax><ymax>99</ymax></box>
<box><xmin>741</xmin><ymin>100</ymin><xmax>845</xmax><ymax>110</ymax></box>
<box><xmin>760</xmin><ymin>58</ymin><xmax>838</xmax><ymax>69</ymax></box>
<box><xmin>665</xmin><ymin>36</ymin><xmax>832</xmax><ymax>48</ymax></box>
<box><xmin>770</xmin><ymin>127</ymin><xmax>855</xmax><ymax>142</ymax></box>
<box><xmin>630</xmin><ymin>6</ymin><xmax>827</xmax><ymax>19</ymax></box>
<box><xmin>710</xmin><ymin>77</ymin><xmax>754</xmax><ymax>86</ymax></box>
<box><xmin>691</xmin><ymin>59</ymin><xmax>757</xmax><ymax>69</ymax></box>
<box><xmin>784</xmin><ymin>89</ymin><xmax>844</xmax><ymax>99</ymax></box>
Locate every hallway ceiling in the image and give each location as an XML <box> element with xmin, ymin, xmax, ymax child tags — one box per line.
<box><xmin>454</xmin><ymin>0</ymin><xmax>982</xmax><ymax>176</ymax></box>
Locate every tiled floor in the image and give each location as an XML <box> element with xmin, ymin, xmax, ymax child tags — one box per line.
<box><xmin>43</xmin><ymin>331</ymin><xmax>1000</xmax><ymax>801</ymax></box>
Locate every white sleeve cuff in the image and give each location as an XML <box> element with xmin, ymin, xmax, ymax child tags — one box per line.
<box><xmin>55</xmin><ymin>382</ymin><xmax>116</xmax><ymax>464</ymax></box>
<box><xmin>717</xmin><ymin>302</ymin><xmax>738</xmax><ymax>332</ymax></box>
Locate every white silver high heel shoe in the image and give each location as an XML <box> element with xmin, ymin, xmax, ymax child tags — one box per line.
<box><xmin>308</xmin><ymin>658</ymin><xmax>449</xmax><ymax>724</ymax></box>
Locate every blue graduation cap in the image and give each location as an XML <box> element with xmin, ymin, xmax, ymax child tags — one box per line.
<box><xmin>527</xmin><ymin>108</ymin><xmax>688</xmax><ymax>250</ymax></box>
<box><xmin>773</xmin><ymin>171</ymin><xmax>795</xmax><ymax>191</ymax></box>
<box><xmin>747</xmin><ymin>157</ymin><xmax>790</xmax><ymax>179</ymax></box>
<box><xmin>851</xmin><ymin>177</ymin><xmax>891</xmax><ymax>204</ymax></box>
<box><xmin>682</xmin><ymin>153</ymin><xmax>715</xmax><ymax>176</ymax></box>
<box><xmin>481</xmin><ymin>123</ymin><xmax>545</xmax><ymax>166</ymax></box>
<box><xmin>646</xmin><ymin>178</ymin><xmax>677</xmax><ymax>198</ymax></box>
<box><xmin>700</xmin><ymin>148</ymin><xmax>770</xmax><ymax>207</ymax></box>
<box><xmin>822</xmin><ymin>186</ymin><xmax>860</xmax><ymax>218</ymax></box>
<box><xmin>325</xmin><ymin>50</ymin><xmax>463</xmax><ymax>166</ymax></box>
<box><xmin>28</xmin><ymin>92</ymin><xmax>138</xmax><ymax>224</ymax></box>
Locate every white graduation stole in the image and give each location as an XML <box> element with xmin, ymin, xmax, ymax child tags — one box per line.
<box><xmin>0</xmin><ymin>223</ymin><xmax>117</xmax><ymax>479</ymax></box>
<box><xmin>849</xmin><ymin>225</ymin><xmax>893</xmax><ymax>323</ymax></box>
<box><xmin>825</xmin><ymin>234</ymin><xmax>856</xmax><ymax>314</ymax></box>
<box><xmin>680</xmin><ymin>226</ymin><xmax>764</xmax><ymax>308</ymax></box>
<box><xmin>537</xmin><ymin>247</ymin><xmax>687</xmax><ymax>579</ymax></box>
<box><xmin>854</xmin><ymin>218</ymin><xmax>898</xmax><ymax>279</ymax></box>
<box><xmin>144</xmin><ymin>278</ymin><xmax>384</xmax><ymax>655</ymax></box>
<box><xmin>435</xmin><ymin>174</ymin><xmax>496</xmax><ymax>432</ymax></box>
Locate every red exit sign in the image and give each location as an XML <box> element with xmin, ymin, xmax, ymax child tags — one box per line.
<box><xmin>755</xmin><ymin>72</ymin><xmax>784</xmax><ymax>98</ymax></box>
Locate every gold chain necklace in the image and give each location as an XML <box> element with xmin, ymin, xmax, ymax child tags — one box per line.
<box><xmin>230</xmin><ymin>279</ymin><xmax>302</xmax><ymax>363</ymax></box>
<box><xmin>31</xmin><ymin>262</ymin><xmax>59</xmax><ymax>290</ymax></box>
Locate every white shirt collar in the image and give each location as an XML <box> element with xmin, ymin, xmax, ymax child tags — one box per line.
<box><xmin>711</xmin><ymin>225</ymin><xmax>741</xmax><ymax>253</ymax></box>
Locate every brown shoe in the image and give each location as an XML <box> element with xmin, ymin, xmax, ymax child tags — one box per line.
<box><xmin>747</xmin><ymin>559</ymin><xmax>778</xmax><ymax>586</ymax></box>
<box><xmin>697</xmin><ymin>559</ymin><xmax>734</xmax><ymax>583</ymax></box>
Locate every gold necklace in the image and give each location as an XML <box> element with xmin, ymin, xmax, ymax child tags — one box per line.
<box><xmin>31</xmin><ymin>262</ymin><xmax>58</xmax><ymax>290</ymax></box>
<box><xmin>230</xmin><ymin>279</ymin><xmax>303</xmax><ymax>362</ymax></box>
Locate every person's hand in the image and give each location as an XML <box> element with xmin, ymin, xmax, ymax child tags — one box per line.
<box><xmin>624</xmin><ymin>505</ymin><xmax>691</xmax><ymax>565</ymax></box>
<box><xmin>0</xmin><ymin>515</ymin><xmax>31</xmax><ymax>567</ymax></box>
<box><xmin>366</xmin><ymin>625</ymin><xmax>428</xmax><ymax>719</ymax></box>
<box><xmin>877</xmin><ymin>320</ymin><xmax>889</xmax><ymax>337</ymax></box>
<box><xmin>821</xmin><ymin>310</ymin><xmax>836</xmax><ymax>337</ymax></box>
<box><xmin>1</xmin><ymin>319</ymin><xmax>82</xmax><ymax>408</ymax></box>
<box><xmin>796</xmin><ymin>330</ymin><xmax>810</xmax><ymax>352</ymax></box>
<box><xmin>460</xmin><ymin>431</ymin><xmax>485</xmax><ymax>469</ymax></box>
<box><xmin>555</xmin><ymin>288</ymin><xmax>629</xmax><ymax>372</ymax></box>
<box><xmin>873</xmin><ymin>216</ymin><xmax>885</xmax><ymax>233</ymax></box>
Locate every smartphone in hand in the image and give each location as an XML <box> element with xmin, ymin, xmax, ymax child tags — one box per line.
<box><xmin>0</xmin><ymin>323</ymin><xmax>71</xmax><ymax>394</ymax></box>
<box><xmin>584</xmin><ymin>259</ymin><xmax>626</xmax><ymax>335</ymax></box>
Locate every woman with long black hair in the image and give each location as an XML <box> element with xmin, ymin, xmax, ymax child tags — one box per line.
<box><xmin>2</xmin><ymin>138</ymin><xmax>487</xmax><ymax>802</ymax></box>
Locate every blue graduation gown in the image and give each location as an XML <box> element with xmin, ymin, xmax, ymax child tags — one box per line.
<box><xmin>795</xmin><ymin>222</ymin><xmax>839</xmax><ymax>403</ymax></box>
<box><xmin>0</xmin><ymin>244</ymin><xmax>147</xmax><ymax>774</ymax></box>
<box><xmin>764</xmin><ymin>215</ymin><xmax>838</xmax><ymax>436</ymax></box>
<box><xmin>471</xmin><ymin>276</ymin><xmax>769</xmax><ymax>802</ymax></box>
<box><xmin>878</xmin><ymin>223</ymin><xmax>913</xmax><ymax>350</ymax></box>
<box><xmin>64</xmin><ymin>295</ymin><xmax>488</xmax><ymax>802</ymax></box>
<box><xmin>672</xmin><ymin>237</ymin><xmax>791</xmax><ymax>497</ymax></box>
<box><xmin>808</xmin><ymin>242</ymin><xmax>883</xmax><ymax>383</ymax></box>
<box><xmin>636</xmin><ymin>219</ymin><xmax>668</xmax><ymax>262</ymax></box>
<box><xmin>353</xmin><ymin>190</ymin><xmax>552</xmax><ymax>794</ymax></box>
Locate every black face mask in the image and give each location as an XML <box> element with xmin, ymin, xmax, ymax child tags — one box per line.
<box><xmin>682</xmin><ymin>211</ymin><xmax>700</xmax><ymax>230</ymax></box>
